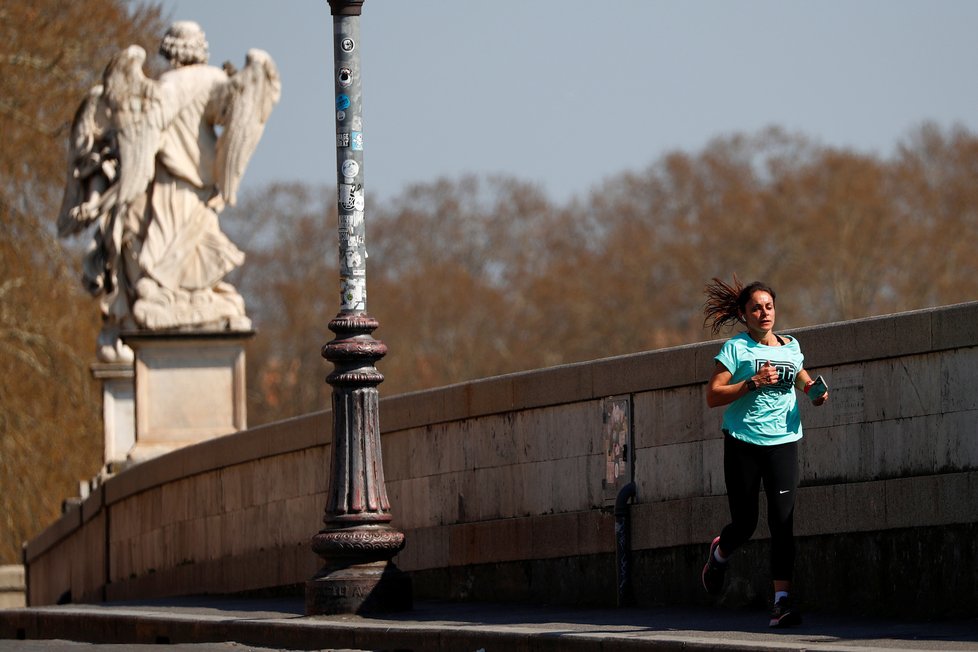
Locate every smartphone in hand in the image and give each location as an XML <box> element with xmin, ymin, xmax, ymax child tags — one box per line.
<box><xmin>806</xmin><ymin>375</ymin><xmax>828</xmax><ymax>401</ymax></box>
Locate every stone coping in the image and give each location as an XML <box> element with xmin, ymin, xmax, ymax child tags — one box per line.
<box><xmin>0</xmin><ymin>565</ymin><xmax>24</xmax><ymax>591</ymax></box>
<box><xmin>23</xmin><ymin>302</ymin><xmax>978</xmax><ymax>564</ymax></box>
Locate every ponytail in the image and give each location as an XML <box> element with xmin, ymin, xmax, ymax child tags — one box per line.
<box><xmin>703</xmin><ymin>275</ymin><xmax>776</xmax><ymax>335</ymax></box>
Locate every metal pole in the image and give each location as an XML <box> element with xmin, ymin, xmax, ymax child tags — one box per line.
<box><xmin>305</xmin><ymin>0</ymin><xmax>411</xmax><ymax>615</ymax></box>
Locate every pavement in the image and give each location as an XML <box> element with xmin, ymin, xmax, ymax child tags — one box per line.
<box><xmin>1</xmin><ymin>597</ymin><xmax>977</xmax><ymax>651</ymax></box>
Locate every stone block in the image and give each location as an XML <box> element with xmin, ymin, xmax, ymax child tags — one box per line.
<box><xmin>277</xmin><ymin>451</ymin><xmax>308</xmax><ymax>502</ymax></box>
<box><xmin>547</xmin><ymin>401</ymin><xmax>600</xmax><ymax>461</ymax></box>
<box><xmin>639</xmin><ymin>441</ymin><xmax>704</xmax><ymax>502</ymax></box>
<box><xmin>551</xmin><ymin>455</ymin><xmax>587</xmax><ymax>514</ymax></box>
<box><xmin>91</xmin><ymin>361</ymin><xmax>136</xmax><ymax>466</ymax></box>
<box><xmin>795</xmin><ymin>483</ymin><xmax>846</xmax><ymax>536</ymax></box>
<box><xmin>931</xmin><ymin>303</ymin><xmax>978</xmax><ymax>351</ymax></box>
<box><xmin>204</xmin><ymin>514</ymin><xmax>223</xmax><ymax>561</ymax></box>
<box><xmin>634</xmin><ymin>385</ymin><xmax>706</xmax><ymax>448</ymax></box>
<box><xmin>685</xmin><ymin>495</ymin><xmax>729</xmax><ymax>546</ymax></box>
<box><xmin>577</xmin><ymin>510</ymin><xmax>614</xmax><ymax>556</ymax></box>
<box><xmin>885</xmin><ymin>475</ymin><xmax>940</xmax><ymax>529</ymax></box>
<box><xmin>938</xmin><ymin>410</ymin><xmax>978</xmax><ymax>471</ymax></box>
<box><xmin>801</xmin><ymin>424</ymin><xmax>856</xmax><ymax>485</ymax></box>
<box><xmin>866</xmin><ymin>355</ymin><xmax>942</xmax><ymax>421</ymax></box>
<box><xmin>465</xmin><ymin>374</ymin><xmax>516</xmax><ymax>418</ymax></box>
<box><xmin>462</xmin><ymin>413</ymin><xmax>517</xmax><ymax>471</ymax></box>
<box><xmin>942</xmin><ymin>347</ymin><xmax>978</xmax><ymax>413</ymax></box>
<box><xmin>873</xmin><ymin>415</ymin><xmax>941</xmax><ymax>479</ymax></box>
<box><xmin>512</xmin><ymin>408</ymin><xmax>548</xmax><ymax>464</ymax></box>
<box><xmin>406</xmin><ymin>422</ymin><xmax>464</xmax><ymax>479</ymax></box>
<box><xmin>632</xmin><ymin>499</ymin><xmax>691</xmax><ymax>550</ymax></box>
<box><xmin>513</xmin><ymin>361</ymin><xmax>593</xmax><ymax>410</ymax></box>
<box><xmin>397</xmin><ymin>525</ymin><xmax>448</xmax><ymax>571</ymax></box>
<box><xmin>824</xmin><ymin>365</ymin><xmax>868</xmax><ymax>427</ymax></box>
<box><xmin>404</xmin><ymin>475</ymin><xmax>432</xmax><ymax>529</ymax></box>
<box><xmin>185</xmin><ymin>471</ymin><xmax>223</xmax><ymax>520</ymax></box>
<box><xmin>847</xmin><ymin>310</ymin><xmax>933</xmax><ymax>365</ymax></box>
<box><xmin>161</xmin><ymin>477</ymin><xmax>191</xmax><ymax>526</ymax></box>
<box><xmin>126</xmin><ymin>331</ymin><xmax>251</xmax><ymax>462</ymax></box>
<box><xmin>531</xmin><ymin>512</ymin><xmax>578</xmax><ymax>559</ymax></box>
<box><xmin>695</xmin><ymin>339</ymin><xmax>725</xmax><ymax>381</ymax></box>
<box><xmin>592</xmin><ymin>344</ymin><xmax>703</xmax><ymax>396</ymax></box>
<box><xmin>937</xmin><ymin>471</ymin><xmax>978</xmax><ymax>524</ymax></box>
<box><xmin>583</xmin><ymin>452</ymin><xmax>610</xmax><ymax>509</ymax></box>
<box><xmin>701</xmin><ymin>436</ymin><xmax>725</xmax><ymax>496</ymax></box>
<box><xmin>519</xmin><ymin>460</ymin><xmax>555</xmax><ymax>517</ymax></box>
<box><xmin>0</xmin><ymin>565</ymin><xmax>25</xmax><ymax>609</ymax></box>
<box><xmin>791</xmin><ymin>322</ymin><xmax>844</xmax><ymax>369</ymax></box>
<box><xmin>380</xmin><ymin>426</ymin><xmax>412</xmax><ymax>482</ymax></box>
<box><xmin>447</xmin><ymin>523</ymin><xmax>477</xmax><ymax>566</ymax></box>
<box><xmin>380</xmin><ymin>381</ymin><xmax>468</xmax><ymax>432</ymax></box>
<box><xmin>137</xmin><ymin>488</ymin><xmax>163</xmax><ymax>536</ymax></box>
<box><xmin>427</xmin><ymin>471</ymin><xmax>462</xmax><ymax>526</ymax></box>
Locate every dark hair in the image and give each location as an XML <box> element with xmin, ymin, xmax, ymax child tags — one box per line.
<box><xmin>703</xmin><ymin>275</ymin><xmax>777</xmax><ymax>335</ymax></box>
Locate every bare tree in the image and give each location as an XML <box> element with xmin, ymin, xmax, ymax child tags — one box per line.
<box><xmin>0</xmin><ymin>0</ymin><xmax>165</xmax><ymax>563</ymax></box>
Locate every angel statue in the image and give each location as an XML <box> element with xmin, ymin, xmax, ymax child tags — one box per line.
<box><xmin>57</xmin><ymin>21</ymin><xmax>280</xmax><ymax>363</ymax></box>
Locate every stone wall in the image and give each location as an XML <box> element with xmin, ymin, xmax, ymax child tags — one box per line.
<box><xmin>23</xmin><ymin>303</ymin><xmax>978</xmax><ymax>617</ymax></box>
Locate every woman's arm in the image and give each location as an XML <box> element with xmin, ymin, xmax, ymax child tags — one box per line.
<box><xmin>795</xmin><ymin>368</ymin><xmax>829</xmax><ymax>406</ymax></box>
<box><xmin>707</xmin><ymin>360</ymin><xmax>783</xmax><ymax>408</ymax></box>
<box><xmin>708</xmin><ymin>362</ymin><xmax>751</xmax><ymax>408</ymax></box>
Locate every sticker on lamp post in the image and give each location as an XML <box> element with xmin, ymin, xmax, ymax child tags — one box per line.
<box><xmin>341</xmin><ymin>277</ymin><xmax>366</xmax><ymax>311</ymax></box>
<box><xmin>341</xmin><ymin>159</ymin><xmax>359</xmax><ymax>179</ymax></box>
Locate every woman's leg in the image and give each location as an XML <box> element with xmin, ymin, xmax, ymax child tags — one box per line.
<box><xmin>719</xmin><ymin>434</ymin><xmax>764</xmax><ymax>555</ymax></box>
<box><xmin>762</xmin><ymin>440</ymin><xmax>799</xmax><ymax>585</ymax></box>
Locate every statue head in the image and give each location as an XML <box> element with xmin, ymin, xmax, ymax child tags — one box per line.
<box><xmin>159</xmin><ymin>21</ymin><xmax>209</xmax><ymax>67</ymax></box>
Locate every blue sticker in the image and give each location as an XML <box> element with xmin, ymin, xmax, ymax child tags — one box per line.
<box><xmin>351</xmin><ymin>131</ymin><xmax>363</xmax><ymax>151</ymax></box>
<box><xmin>336</xmin><ymin>94</ymin><xmax>350</xmax><ymax>111</ymax></box>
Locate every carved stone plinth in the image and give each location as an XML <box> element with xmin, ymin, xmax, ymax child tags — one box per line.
<box><xmin>122</xmin><ymin>330</ymin><xmax>253</xmax><ymax>462</ymax></box>
<box><xmin>306</xmin><ymin>314</ymin><xmax>411</xmax><ymax>614</ymax></box>
<box><xmin>90</xmin><ymin>362</ymin><xmax>135</xmax><ymax>471</ymax></box>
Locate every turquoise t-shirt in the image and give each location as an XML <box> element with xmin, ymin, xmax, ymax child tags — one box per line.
<box><xmin>714</xmin><ymin>332</ymin><xmax>805</xmax><ymax>446</ymax></box>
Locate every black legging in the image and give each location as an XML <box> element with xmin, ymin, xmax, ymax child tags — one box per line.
<box><xmin>718</xmin><ymin>433</ymin><xmax>799</xmax><ymax>582</ymax></box>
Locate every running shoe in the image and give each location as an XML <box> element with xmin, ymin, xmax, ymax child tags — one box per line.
<box><xmin>769</xmin><ymin>595</ymin><xmax>802</xmax><ymax>628</ymax></box>
<box><xmin>701</xmin><ymin>536</ymin><xmax>727</xmax><ymax>595</ymax></box>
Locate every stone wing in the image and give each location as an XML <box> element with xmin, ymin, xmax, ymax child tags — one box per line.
<box><xmin>214</xmin><ymin>49</ymin><xmax>281</xmax><ymax>206</ymax></box>
<box><xmin>101</xmin><ymin>45</ymin><xmax>165</xmax><ymax>208</ymax></box>
<box><xmin>57</xmin><ymin>84</ymin><xmax>113</xmax><ymax>237</ymax></box>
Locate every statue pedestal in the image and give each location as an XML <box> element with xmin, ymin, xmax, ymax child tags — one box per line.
<box><xmin>123</xmin><ymin>330</ymin><xmax>254</xmax><ymax>462</ymax></box>
<box><xmin>90</xmin><ymin>362</ymin><xmax>136</xmax><ymax>471</ymax></box>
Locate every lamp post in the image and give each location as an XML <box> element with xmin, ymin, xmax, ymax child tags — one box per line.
<box><xmin>305</xmin><ymin>0</ymin><xmax>412</xmax><ymax>615</ymax></box>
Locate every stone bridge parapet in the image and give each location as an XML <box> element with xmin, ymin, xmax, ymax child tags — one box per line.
<box><xmin>24</xmin><ymin>303</ymin><xmax>978</xmax><ymax>618</ymax></box>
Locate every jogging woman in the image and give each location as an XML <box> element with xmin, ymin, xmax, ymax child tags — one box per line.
<box><xmin>700</xmin><ymin>277</ymin><xmax>828</xmax><ymax>628</ymax></box>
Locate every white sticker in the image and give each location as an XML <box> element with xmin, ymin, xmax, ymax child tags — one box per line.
<box><xmin>341</xmin><ymin>278</ymin><xmax>366</xmax><ymax>310</ymax></box>
<box><xmin>341</xmin><ymin>38</ymin><xmax>356</xmax><ymax>52</ymax></box>
<box><xmin>341</xmin><ymin>159</ymin><xmax>359</xmax><ymax>179</ymax></box>
<box><xmin>337</xmin><ymin>67</ymin><xmax>353</xmax><ymax>88</ymax></box>
<box><xmin>336</xmin><ymin>110</ymin><xmax>346</xmax><ymax>122</ymax></box>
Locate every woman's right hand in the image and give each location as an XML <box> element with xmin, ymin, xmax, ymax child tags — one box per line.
<box><xmin>755</xmin><ymin>361</ymin><xmax>779</xmax><ymax>387</ymax></box>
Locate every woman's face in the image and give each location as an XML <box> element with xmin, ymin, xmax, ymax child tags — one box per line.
<box><xmin>741</xmin><ymin>290</ymin><xmax>776</xmax><ymax>334</ymax></box>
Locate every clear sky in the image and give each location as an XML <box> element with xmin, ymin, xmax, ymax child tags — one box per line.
<box><xmin>152</xmin><ymin>0</ymin><xmax>978</xmax><ymax>205</ymax></box>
